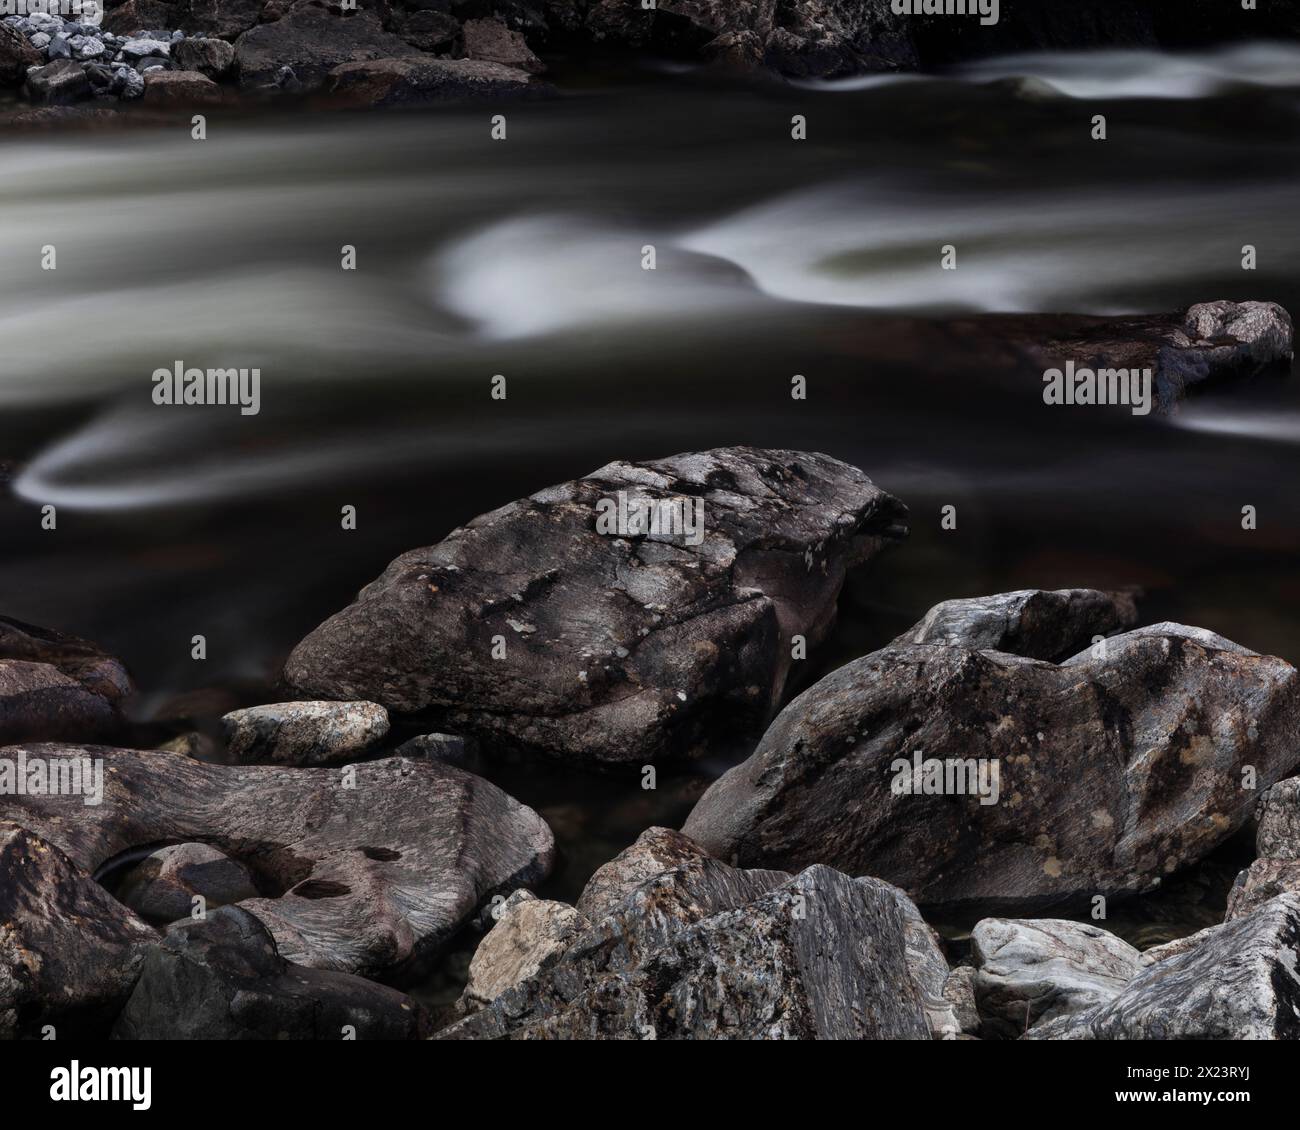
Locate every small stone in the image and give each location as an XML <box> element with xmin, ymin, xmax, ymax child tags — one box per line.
<box><xmin>221</xmin><ymin>700</ymin><xmax>389</xmax><ymax>765</ymax></box>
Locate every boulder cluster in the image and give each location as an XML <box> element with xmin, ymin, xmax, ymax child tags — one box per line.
<box><xmin>4</xmin><ymin>444</ymin><xmax>1300</xmax><ymax>1039</ymax></box>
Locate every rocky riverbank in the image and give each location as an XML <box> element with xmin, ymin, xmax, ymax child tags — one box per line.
<box><xmin>4</xmin><ymin>442</ymin><xmax>1300</xmax><ymax>1039</ymax></box>
<box><xmin>2</xmin><ymin>0</ymin><xmax>1297</xmax><ymax>118</ymax></box>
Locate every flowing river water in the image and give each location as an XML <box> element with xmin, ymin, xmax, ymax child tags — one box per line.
<box><xmin>3</xmin><ymin>45</ymin><xmax>1300</xmax><ymax>990</ymax></box>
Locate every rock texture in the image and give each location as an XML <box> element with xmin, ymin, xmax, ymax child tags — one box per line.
<box><xmin>684</xmin><ymin>621</ymin><xmax>1300</xmax><ymax>915</ymax></box>
<box><xmin>1257</xmin><ymin>777</ymin><xmax>1300</xmax><ymax>860</ymax></box>
<box><xmin>441</xmin><ymin>828</ymin><xmax>946</xmax><ymax>1040</ymax></box>
<box><xmin>1227</xmin><ymin>858</ymin><xmax>1300</xmax><ymax>921</ymax></box>
<box><xmin>284</xmin><ymin>448</ymin><xmax>907</xmax><ymax>766</ymax></box>
<box><xmin>116</xmin><ymin>842</ymin><xmax>260</xmax><ymax>924</ymax></box>
<box><xmin>971</xmin><ymin>918</ymin><xmax>1143</xmax><ymax>1038</ymax></box>
<box><xmin>221</xmin><ymin>700</ymin><xmax>390</xmax><ymax>766</ymax></box>
<box><xmin>0</xmin><ymin>23</ymin><xmax>42</xmax><ymax>85</ymax></box>
<box><xmin>1028</xmin><ymin>894</ymin><xmax>1300</xmax><ymax>1040</ymax></box>
<box><xmin>442</xmin><ymin>862</ymin><xmax>932</xmax><ymax>1040</ymax></box>
<box><xmin>0</xmin><ymin>661</ymin><xmax>117</xmax><ymax>745</ymax></box>
<box><xmin>113</xmin><ymin>906</ymin><xmax>429</xmax><ymax>1039</ymax></box>
<box><xmin>234</xmin><ymin>7</ymin><xmax>423</xmax><ymax>88</ymax></box>
<box><xmin>1</xmin><ymin>821</ymin><xmax>157</xmax><ymax>1039</ymax></box>
<box><xmin>0</xmin><ymin>745</ymin><xmax>553</xmax><ymax>977</ymax></box>
<box><xmin>325</xmin><ymin>56</ymin><xmax>537</xmax><ymax>106</ymax></box>
<box><xmin>460</xmin><ymin>890</ymin><xmax>589</xmax><ymax>1012</ymax></box>
<box><xmin>891</xmin><ymin>588</ymin><xmax>1138</xmax><ymax>662</ymax></box>
<box><xmin>0</xmin><ymin>615</ymin><xmax>133</xmax><ymax>706</ymax></box>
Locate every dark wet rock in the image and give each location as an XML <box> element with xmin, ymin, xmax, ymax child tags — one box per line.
<box><xmin>102</xmin><ymin>0</ymin><xmax>182</xmax><ymax>35</ymax></box>
<box><xmin>116</xmin><ymin>842</ymin><xmax>260</xmax><ymax>924</ymax></box>
<box><xmin>1021</xmin><ymin>300</ymin><xmax>1294</xmax><ymax>413</ymax></box>
<box><xmin>1257</xmin><ymin>776</ymin><xmax>1300</xmax><ymax>860</ymax></box>
<box><xmin>440</xmin><ymin>863</ymin><xmax>932</xmax><ymax>1040</ymax></box>
<box><xmin>393</xmin><ymin>9</ymin><xmax>462</xmax><ymax>53</ymax></box>
<box><xmin>891</xmin><ymin>588</ymin><xmax>1138</xmax><ymax>662</ymax></box>
<box><xmin>0</xmin><ymin>745</ymin><xmax>554</xmax><ymax>978</ymax></box>
<box><xmin>181</xmin><ymin>0</ymin><xmax>265</xmax><ymax>39</ymax></box>
<box><xmin>221</xmin><ymin>700</ymin><xmax>389</xmax><ymax>765</ymax></box>
<box><xmin>1028</xmin><ymin>894</ymin><xmax>1300</xmax><ymax>1040</ymax></box>
<box><xmin>0</xmin><ymin>616</ymin><xmax>132</xmax><ymax>706</ymax></box>
<box><xmin>325</xmin><ymin>55</ymin><xmax>538</xmax><ymax>105</ymax></box>
<box><xmin>171</xmin><ymin>34</ymin><xmax>236</xmax><ymax>76</ymax></box>
<box><xmin>284</xmin><ymin>447</ymin><xmax>907</xmax><ymax>766</ymax></box>
<box><xmin>0</xmin><ymin>23</ymin><xmax>42</xmax><ymax>85</ymax></box>
<box><xmin>684</xmin><ymin>623</ymin><xmax>1300</xmax><ymax>916</ymax></box>
<box><xmin>971</xmin><ymin>918</ymin><xmax>1142</xmax><ymax>1039</ymax></box>
<box><xmin>1226</xmin><ymin>858</ymin><xmax>1300</xmax><ymax>922</ymax></box>
<box><xmin>392</xmin><ymin>731</ymin><xmax>471</xmax><ymax>767</ymax></box>
<box><xmin>584</xmin><ymin>0</ymin><xmax>916</xmax><ymax>77</ymax></box>
<box><xmin>234</xmin><ymin>7</ymin><xmax>421</xmax><ymax>88</ymax></box>
<box><xmin>1</xmin><ymin>821</ymin><xmax>157</xmax><ymax>1039</ymax></box>
<box><xmin>142</xmin><ymin>67</ymin><xmax>223</xmax><ymax>102</ymax></box>
<box><xmin>113</xmin><ymin>906</ymin><xmax>430</xmax><ymax>1039</ymax></box>
<box><xmin>0</xmin><ymin>661</ymin><xmax>117</xmax><ymax>745</ymax></box>
<box><xmin>462</xmin><ymin>16</ymin><xmax>544</xmax><ymax>73</ymax></box>
<box><xmin>25</xmin><ymin>58</ymin><xmax>92</xmax><ymax>103</ymax></box>
<box><xmin>459</xmin><ymin>890</ymin><xmax>589</xmax><ymax>1012</ymax></box>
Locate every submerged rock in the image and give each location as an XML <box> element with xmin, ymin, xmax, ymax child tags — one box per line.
<box><xmin>116</xmin><ymin>842</ymin><xmax>260</xmax><ymax>924</ymax></box>
<box><xmin>890</xmin><ymin>588</ymin><xmax>1138</xmax><ymax>662</ymax></box>
<box><xmin>1028</xmin><ymin>894</ymin><xmax>1300</xmax><ymax>1040</ymax></box>
<box><xmin>221</xmin><ymin>700</ymin><xmax>389</xmax><ymax>765</ymax></box>
<box><xmin>971</xmin><ymin>918</ymin><xmax>1143</xmax><ymax>1038</ymax></box>
<box><xmin>684</xmin><ymin>620</ymin><xmax>1300</xmax><ymax>915</ymax></box>
<box><xmin>113</xmin><ymin>906</ymin><xmax>430</xmax><ymax>1039</ymax></box>
<box><xmin>0</xmin><ymin>821</ymin><xmax>157</xmax><ymax>1038</ymax></box>
<box><xmin>284</xmin><ymin>448</ymin><xmax>907</xmax><ymax>766</ymax></box>
<box><xmin>0</xmin><ymin>745</ymin><xmax>554</xmax><ymax>978</ymax></box>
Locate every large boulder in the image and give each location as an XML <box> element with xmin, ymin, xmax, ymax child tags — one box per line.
<box><xmin>462</xmin><ymin>16</ymin><xmax>544</xmax><ymax>73</ymax></box>
<box><xmin>113</xmin><ymin>906</ymin><xmax>430</xmax><ymax>1039</ymax></box>
<box><xmin>283</xmin><ymin>448</ymin><xmax>907</xmax><ymax>766</ymax></box>
<box><xmin>970</xmin><ymin>918</ymin><xmax>1143</xmax><ymax>1038</ymax></box>
<box><xmin>441</xmin><ymin>861</ymin><xmax>932</xmax><ymax>1040</ymax></box>
<box><xmin>181</xmin><ymin>0</ymin><xmax>266</xmax><ymax>40</ymax></box>
<box><xmin>684</xmin><ymin>621</ymin><xmax>1300</xmax><ymax>916</ymax></box>
<box><xmin>24</xmin><ymin>59</ymin><xmax>92</xmax><ymax>104</ymax></box>
<box><xmin>890</xmin><ymin>588</ymin><xmax>1137</xmax><ymax>662</ymax></box>
<box><xmin>142</xmin><ymin>69</ymin><xmax>225</xmax><ymax>104</ymax></box>
<box><xmin>0</xmin><ymin>822</ymin><xmax>157</xmax><ymax>1038</ymax></box>
<box><xmin>220</xmin><ymin>700</ymin><xmax>390</xmax><ymax>765</ymax></box>
<box><xmin>234</xmin><ymin>7</ymin><xmax>423</xmax><ymax>88</ymax></box>
<box><xmin>0</xmin><ymin>745</ymin><xmax>554</xmax><ymax>977</ymax></box>
<box><xmin>1028</xmin><ymin>894</ymin><xmax>1300</xmax><ymax>1040</ymax></box>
